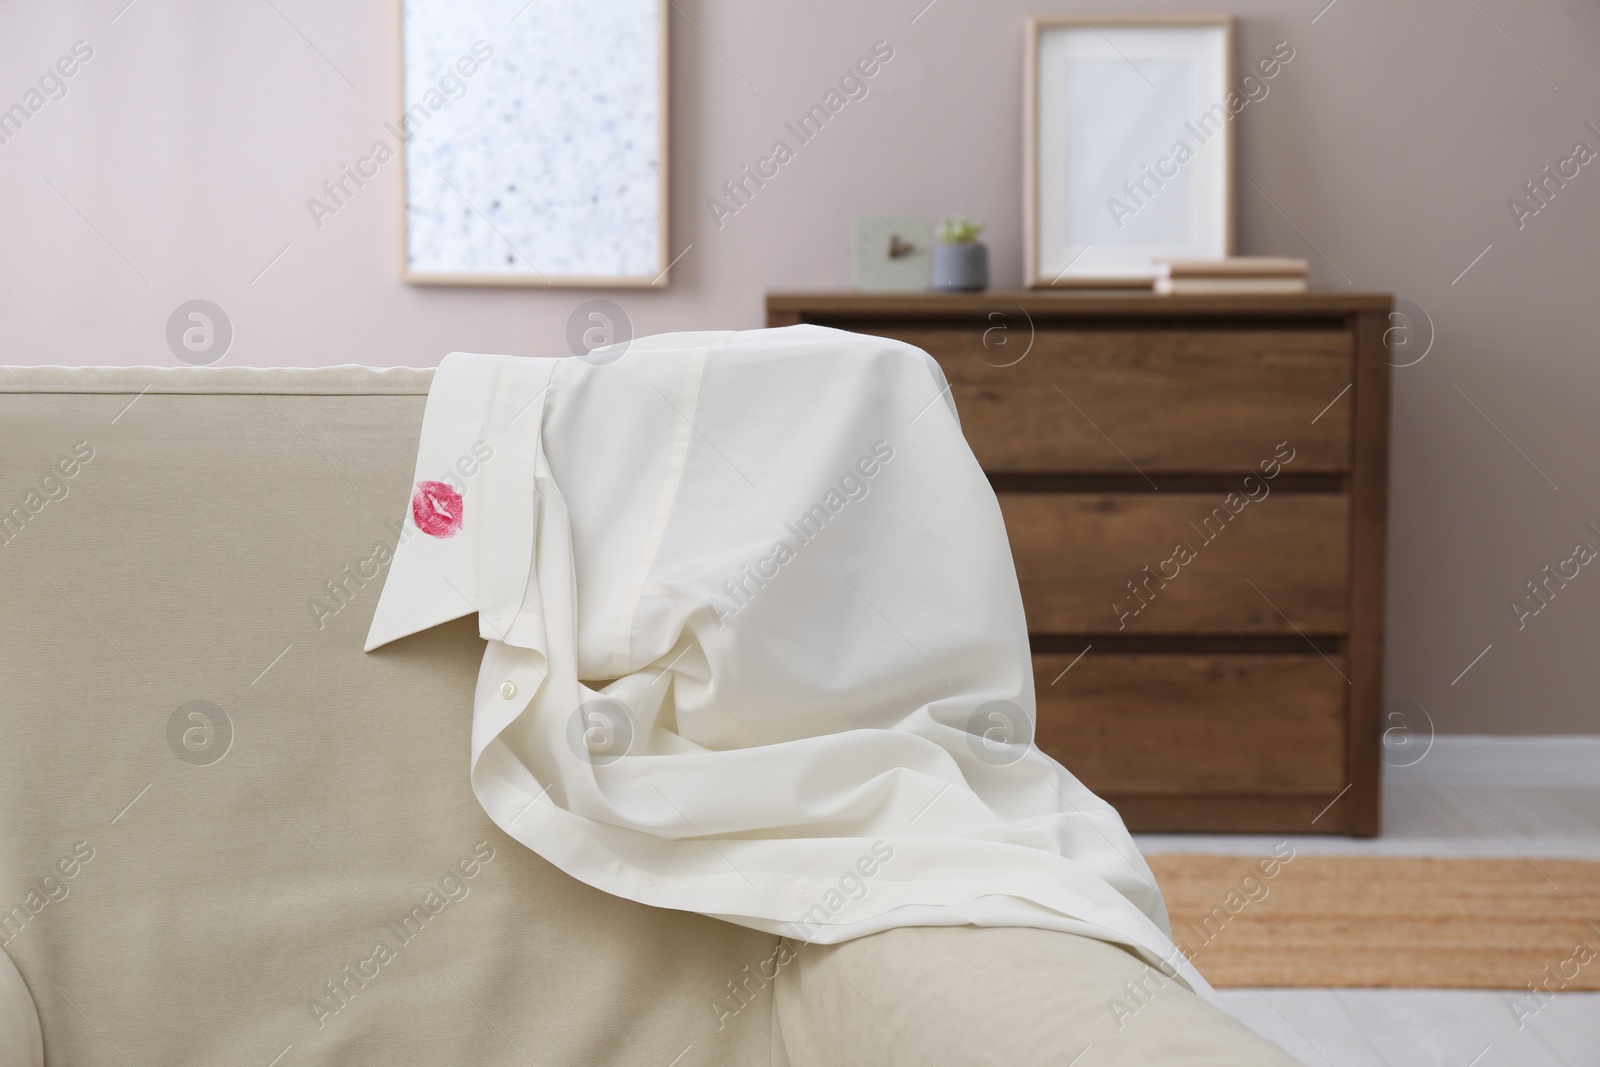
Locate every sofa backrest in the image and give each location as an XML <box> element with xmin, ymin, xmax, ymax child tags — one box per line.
<box><xmin>0</xmin><ymin>366</ymin><xmax>775</xmax><ymax>1066</ymax></box>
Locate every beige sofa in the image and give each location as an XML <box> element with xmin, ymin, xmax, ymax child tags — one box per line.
<box><xmin>1</xmin><ymin>365</ymin><xmax>1305</xmax><ymax>1067</ymax></box>
<box><xmin>0</xmin><ymin>366</ymin><xmax>780</xmax><ymax>1066</ymax></box>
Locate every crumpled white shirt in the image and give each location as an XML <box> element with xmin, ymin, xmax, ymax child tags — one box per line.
<box><xmin>365</xmin><ymin>325</ymin><xmax>1208</xmax><ymax>995</ymax></box>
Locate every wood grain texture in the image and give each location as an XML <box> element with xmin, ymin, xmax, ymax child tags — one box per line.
<box><xmin>1108</xmin><ymin>794</ymin><xmax>1357</xmax><ymax>834</ymax></box>
<box><xmin>766</xmin><ymin>291</ymin><xmax>1392</xmax><ymax>321</ymax></box>
<box><xmin>1344</xmin><ymin>307</ymin><xmax>1393</xmax><ymax>837</ymax></box>
<box><xmin>1148</xmin><ymin>854</ymin><xmax>1600</xmax><ymax>989</ymax></box>
<box><xmin>874</xmin><ymin>326</ymin><xmax>1352</xmax><ymax>473</ymax></box>
<box><xmin>1035</xmin><ymin>653</ymin><xmax>1347</xmax><ymax>796</ymax></box>
<box><xmin>1000</xmin><ymin>492</ymin><xmax>1351</xmax><ymax>634</ymax></box>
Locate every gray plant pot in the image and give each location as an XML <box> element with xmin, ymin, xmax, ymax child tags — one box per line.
<box><xmin>931</xmin><ymin>242</ymin><xmax>989</xmax><ymax>292</ymax></box>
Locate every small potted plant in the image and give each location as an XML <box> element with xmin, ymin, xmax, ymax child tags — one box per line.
<box><xmin>932</xmin><ymin>215</ymin><xmax>988</xmax><ymax>292</ymax></box>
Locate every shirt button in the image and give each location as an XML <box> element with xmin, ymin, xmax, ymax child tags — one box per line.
<box><xmin>500</xmin><ymin>681</ymin><xmax>517</xmax><ymax>700</ymax></box>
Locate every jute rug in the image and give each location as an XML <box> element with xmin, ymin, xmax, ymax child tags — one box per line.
<box><xmin>1146</xmin><ymin>853</ymin><xmax>1600</xmax><ymax>989</ymax></box>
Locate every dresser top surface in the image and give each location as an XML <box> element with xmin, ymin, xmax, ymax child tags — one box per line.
<box><xmin>767</xmin><ymin>290</ymin><xmax>1392</xmax><ymax>319</ymax></box>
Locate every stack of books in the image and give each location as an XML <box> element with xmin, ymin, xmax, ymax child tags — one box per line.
<box><xmin>1153</xmin><ymin>257</ymin><xmax>1308</xmax><ymax>295</ymax></box>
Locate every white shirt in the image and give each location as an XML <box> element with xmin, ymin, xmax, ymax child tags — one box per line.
<box><xmin>365</xmin><ymin>325</ymin><xmax>1209</xmax><ymax>996</ymax></box>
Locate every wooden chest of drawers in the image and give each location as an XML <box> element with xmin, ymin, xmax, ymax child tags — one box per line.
<box><xmin>768</xmin><ymin>291</ymin><xmax>1392</xmax><ymax>835</ymax></box>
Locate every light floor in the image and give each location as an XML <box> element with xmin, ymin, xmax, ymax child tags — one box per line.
<box><xmin>1134</xmin><ymin>775</ymin><xmax>1600</xmax><ymax>1066</ymax></box>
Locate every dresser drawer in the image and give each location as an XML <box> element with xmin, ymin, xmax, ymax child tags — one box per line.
<box><xmin>883</xmin><ymin>327</ymin><xmax>1352</xmax><ymax>473</ymax></box>
<box><xmin>1000</xmin><ymin>493</ymin><xmax>1350</xmax><ymax>633</ymax></box>
<box><xmin>1034</xmin><ymin>654</ymin><xmax>1347</xmax><ymax>795</ymax></box>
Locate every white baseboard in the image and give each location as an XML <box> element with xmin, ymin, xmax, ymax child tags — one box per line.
<box><xmin>1386</xmin><ymin>735</ymin><xmax>1600</xmax><ymax>787</ymax></box>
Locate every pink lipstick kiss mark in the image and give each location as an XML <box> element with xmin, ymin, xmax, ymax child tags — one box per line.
<box><xmin>411</xmin><ymin>480</ymin><xmax>464</xmax><ymax>538</ymax></box>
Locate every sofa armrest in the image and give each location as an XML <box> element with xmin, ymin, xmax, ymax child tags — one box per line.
<box><xmin>0</xmin><ymin>948</ymin><xmax>42</xmax><ymax>1067</ymax></box>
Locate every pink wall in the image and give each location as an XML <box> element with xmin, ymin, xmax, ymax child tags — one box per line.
<box><xmin>3</xmin><ymin>0</ymin><xmax>1599</xmax><ymax>735</ymax></box>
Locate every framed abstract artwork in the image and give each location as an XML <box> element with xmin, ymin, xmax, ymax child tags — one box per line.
<box><xmin>1025</xmin><ymin>14</ymin><xmax>1235</xmax><ymax>288</ymax></box>
<box><xmin>397</xmin><ymin>0</ymin><xmax>669</xmax><ymax>287</ymax></box>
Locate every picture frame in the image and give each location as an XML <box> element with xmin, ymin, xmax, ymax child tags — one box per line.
<box><xmin>1024</xmin><ymin>14</ymin><xmax>1235</xmax><ymax>288</ymax></box>
<box><xmin>396</xmin><ymin>0</ymin><xmax>670</xmax><ymax>288</ymax></box>
<box><xmin>850</xmin><ymin>216</ymin><xmax>933</xmax><ymax>292</ymax></box>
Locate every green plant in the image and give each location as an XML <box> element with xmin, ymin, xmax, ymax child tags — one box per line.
<box><xmin>936</xmin><ymin>215</ymin><xmax>984</xmax><ymax>245</ymax></box>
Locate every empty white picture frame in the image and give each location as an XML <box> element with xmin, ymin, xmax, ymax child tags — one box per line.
<box><xmin>399</xmin><ymin>0</ymin><xmax>669</xmax><ymax>287</ymax></box>
<box><xmin>1025</xmin><ymin>15</ymin><xmax>1235</xmax><ymax>288</ymax></box>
